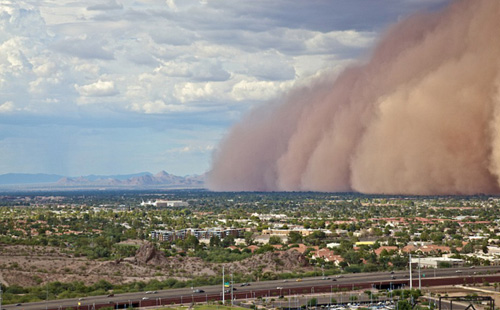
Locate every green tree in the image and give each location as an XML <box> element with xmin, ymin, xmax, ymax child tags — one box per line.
<box><xmin>184</xmin><ymin>235</ymin><xmax>199</xmax><ymax>249</ymax></box>
<box><xmin>221</xmin><ymin>235</ymin><xmax>235</xmax><ymax>247</ymax></box>
<box><xmin>342</xmin><ymin>250</ymin><xmax>361</xmax><ymax>265</ymax></box>
<box><xmin>244</xmin><ymin>232</ymin><xmax>255</xmax><ymax>246</ymax></box>
<box><xmin>209</xmin><ymin>235</ymin><xmax>221</xmax><ymax>247</ymax></box>
<box><xmin>462</xmin><ymin>242</ymin><xmax>474</xmax><ymax>254</ymax></box>
<box><xmin>307</xmin><ymin>297</ymin><xmax>318</xmax><ymax>307</ymax></box>
<box><xmin>288</xmin><ymin>231</ymin><xmax>302</xmax><ymax>244</ymax></box>
<box><xmin>269</xmin><ymin>236</ymin><xmax>282</xmax><ymax>245</ymax></box>
<box><xmin>305</xmin><ymin>231</ymin><xmax>326</xmax><ymax>246</ymax></box>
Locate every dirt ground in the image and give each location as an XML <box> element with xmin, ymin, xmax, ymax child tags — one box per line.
<box><xmin>0</xmin><ymin>243</ymin><xmax>311</xmax><ymax>287</ymax></box>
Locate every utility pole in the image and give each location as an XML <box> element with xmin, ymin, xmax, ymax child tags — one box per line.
<box><xmin>330</xmin><ymin>285</ymin><xmax>332</xmax><ymax>307</ymax></box>
<box><xmin>230</xmin><ymin>268</ymin><xmax>234</xmax><ymax>306</ymax></box>
<box><xmin>409</xmin><ymin>254</ymin><xmax>413</xmax><ymax>290</ymax></box>
<box><xmin>222</xmin><ymin>266</ymin><xmax>225</xmax><ymax>305</ymax></box>
<box><xmin>1</xmin><ymin>282</ymin><xmax>3</xmax><ymax>310</ymax></box>
<box><xmin>418</xmin><ymin>255</ymin><xmax>421</xmax><ymax>290</ymax></box>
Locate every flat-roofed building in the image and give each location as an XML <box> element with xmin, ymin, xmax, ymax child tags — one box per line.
<box><xmin>411</xmin><ymin>257</ymin><xmax>464</xmax><ymax>268</ymax></box>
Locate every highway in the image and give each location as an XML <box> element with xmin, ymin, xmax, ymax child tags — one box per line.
<box><xmin>4</xmin><ymin>266</ymin><xmax>500</xmax><ymax>310</ymax></box>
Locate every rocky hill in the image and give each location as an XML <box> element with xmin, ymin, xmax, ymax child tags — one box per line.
<box><xmin>0</xmin><ymin>243</ymin><xmax>312</xmax><ymax>287</ymax></box>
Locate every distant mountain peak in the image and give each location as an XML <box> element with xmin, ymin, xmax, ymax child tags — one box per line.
<box><xmin>55</xmin><ymin>171</ymin><xmax>205</xmax><ymax>189</ymax></box>
<box><xmin>154</xmin><ymin>170</ymin><xmax>171</xmax><ymax>178</ymax></box>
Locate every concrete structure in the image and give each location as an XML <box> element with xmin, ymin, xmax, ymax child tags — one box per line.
<box><xmin>355</xmin><ymin>241</ymin><xmax>375</xmax><ymax>246</ymax></box>
<box><xmin>411</xmin><ymin>257</ymin><xmax>464</xmax><ymax>268</ymax></box>
<box><xmin>326</xmin><ymin>242</ymin><xmax>340</xmax><ymax>248</ymax></box>
<box><xmin>463</xmin><ymin>251</ymin><xmax>500</xmax><ymax>265</ymax></box>
<box><xmin>150</xmin><ymin>227</ymin><xmax>244</xmax><ymax>242</ymax></box>
<box><xmin>261</xmin><ymin>229</ymin><xmax>290</xmax><ymax>236</ymax></box>
<box><xmin>141</xmin><ymin>200</ymin><xmax>188</xmax><ymax>207</ymax></box>
<box><xmin>262</xmin><ymin>228</ymin><xmax>328</xmax><ymax>236</ymax></box>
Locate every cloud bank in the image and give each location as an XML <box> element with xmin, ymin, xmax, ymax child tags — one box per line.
<box><xmin>208</xmin><ymin>0</ymin><xmax>500</xmax><ymax>195</ymax></box>
<box><xmin>1</xmin><ymin>0</ymin><xmax>385</xmax><ymax>176</ymax></box>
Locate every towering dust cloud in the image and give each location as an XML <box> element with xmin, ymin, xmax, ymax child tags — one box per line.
<box><xmin>208</xmin><ymin>0</ymin><xmax>500</xmax><ymax>195</ymax></box>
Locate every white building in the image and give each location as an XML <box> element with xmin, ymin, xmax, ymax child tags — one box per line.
<box><xmin>411</xmin><ymin>257</ymin><xmax>464</xmax><ymax>268</ymax></box>
<box><xmin>327</xmin><ymin>242</ymin><xmax>341</xmax><ymax>248</ymax></box>
<box><xmin>140</xmin><ymin>200</ymin><xmax>188</xmax><ymax>207</ymax></box>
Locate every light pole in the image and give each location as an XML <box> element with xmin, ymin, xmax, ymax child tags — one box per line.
<box><xmin>409</xmin><ymin>253</ymin><xmax>413</xmax><ymax>290</ymax></box>
<box><xmin>418</xmin><ymin>255</ymin><xmax>422</xmax><ymax>290</ymax></box>
<box><xmin>230</xmin><ymin>268</ymin><xmax>234</xmax><ymax>306</ymax></box>
<box><xmin>222</xmin><ymin>266</ymin><xmax>225</xmax><ymax>305</ymax></box>
<box><xmin>330</xmin><ymin>285</ymin><xmax>332</xmax><ymax>307</ymax></box>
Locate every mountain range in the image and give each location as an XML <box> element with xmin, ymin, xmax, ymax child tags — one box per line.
<box><xmin>0</xmin><ymin>171</ymin><xmax>205</xmax><ymax>189</ymax></box>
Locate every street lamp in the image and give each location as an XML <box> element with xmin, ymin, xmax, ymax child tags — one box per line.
<box><xmin>230</xmin><ymin>268</ymin><xmax>234</xmax><ymax>306</ymax></box>
<box><xmin>418</xmin><ymin>255</ymin><xmax>422</xmax><ymax>290</ymax></box>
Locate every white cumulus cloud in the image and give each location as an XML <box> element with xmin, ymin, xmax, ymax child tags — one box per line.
<box><xmin>0</xmin><ymin>101</ymin><xmax>15</xmax><ymax>113</ymax></box>
<box><xmin>75</xmin><ymin>80</ymin><xmax>118</xmax><ymax>97</ymax></box>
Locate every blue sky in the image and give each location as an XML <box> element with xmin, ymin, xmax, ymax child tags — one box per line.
<box><xmin>0</xmin><ymin>0</ymin><xmax>447</xmax><ymax>177</ymax></box>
